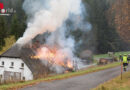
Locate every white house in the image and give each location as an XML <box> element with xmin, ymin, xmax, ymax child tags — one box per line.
<box><xmin>0</xmin><ymin>57</ymin><xmax>33</xmax><ymax>82</ymax></box>
<box><xmin>0</xmin><ymin>44</ymin><xmax>49</xmax><ymax>83</ymax></box>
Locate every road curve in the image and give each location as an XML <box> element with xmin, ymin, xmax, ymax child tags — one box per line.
<box><xmin>21</xmin><ymin>65</ymin><xmax>130</xmax><ymax>90</ymax></box>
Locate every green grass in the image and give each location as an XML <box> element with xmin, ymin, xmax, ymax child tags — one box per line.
<box><xmin>114</xmin><ymin>51</ymin><xmax>130</xmax><ymax>57</ymax></box>
<box><xmin>0</xmin><ymin>62</ymin><xmax>120</xmax><ymax>90</ymax></box>
<box><xmin>93</xmin><ymin>71</ymin><xmax>130</xmax><ymax>90</ymax></box>
<box><xmin>0</xmin><ymin>36</ymin><xmax>16</xmax><ymax>55</ymax></box>
<box><xmin>94</xmin><ymin>51</ymin><xmax>130</xmax><ymax>60</ymax></box>
<box><xmin>94</xmin><ymin>54</ymin><xmax>108</xmax><ymax>59</ymax></box>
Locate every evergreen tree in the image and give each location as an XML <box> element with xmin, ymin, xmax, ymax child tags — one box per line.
<box><xmin>11</xmin><ymin>15</ymin><xmax>26</xmax><ymax>40</ymax></box>
<box><xmin>0</xmin><ymin>17</ymin><xmax>7</xmax><ymax>50</ymax></box>
<box><xmin>11</xmin><ymin>15</ymin><xmax>19</xmax><ymax>40</ymax></box>
<box><xmin>85</xmin><ymin>0</ymin><xmax>124</xmax><ymax>53</ymax></box>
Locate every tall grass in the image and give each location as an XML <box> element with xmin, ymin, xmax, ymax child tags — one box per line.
<box><xmin>93</xmin><ymin>71</ymin><xmax>130</xmax><ymax>90</ymax></box>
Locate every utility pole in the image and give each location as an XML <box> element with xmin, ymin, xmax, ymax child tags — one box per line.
<box><xmin>121</xmin><ymin>60</ymin><xmax>123</xmax><ymax>80</ymax></box>
<box><xmin>119</xmin><ymin>0</ymin><xmax>123</xmax><ymax>80</ymax></box>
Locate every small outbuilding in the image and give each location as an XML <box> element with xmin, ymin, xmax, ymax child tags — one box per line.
<box><xmin>79</xmin><ymin>50</ymin><xmax>93</xmax><ymax>64</ymax></box>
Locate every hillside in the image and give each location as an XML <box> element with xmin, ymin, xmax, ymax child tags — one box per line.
<box><xmin>108</xmin><ymin>0</ymin><xmax>130</xmax><ymax>43</ymax></box>
<box><xmin>0</xmin><ymin>36</ymin><xmax>16</xmax><ymax>55</ymax></box>
<box><xmin>0</xmin><ymin>0</ymin><xmax>129</xmax><ymax>55</ymax></box>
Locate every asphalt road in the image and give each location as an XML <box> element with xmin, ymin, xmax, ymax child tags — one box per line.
<box><xmin>21</xmin><ymin>65</ymin><xmax>130</xmax><ymax>90</ymax></box>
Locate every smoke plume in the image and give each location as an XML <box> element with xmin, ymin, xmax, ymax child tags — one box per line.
<box><xmin>16</xmin><ymin>0</ymin><xmax>91</xmax><ymax>73</ymax></box>
<box><xmin>17</xmin><ymin>0</ymin><xmax>85</xmax><ymax>44</ymax></box>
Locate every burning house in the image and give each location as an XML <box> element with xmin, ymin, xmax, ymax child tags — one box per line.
<box><xmin>0</xmin><ymin>42</ymin><xmax>75</xmax><ymax>83</ymax></box>
<box><xmin>0</xmin><ymin>44</ymin><xmax>50</xmax><ymax>83</ymax></box>
<box><xmin>0</xmin><ymin>0</ymin><xmax>91</xmax><ymax>83</ymax></box>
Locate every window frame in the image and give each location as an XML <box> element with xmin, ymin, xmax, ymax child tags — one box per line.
<box><xmin>21</xmin><ymin>63</ymin><xmax>24</xmax><ymax>68</ymax></box>
<box><xmin>2</xmin><ymin>61</ymin><xmax>4</xmax><ymax>66</ymax></box>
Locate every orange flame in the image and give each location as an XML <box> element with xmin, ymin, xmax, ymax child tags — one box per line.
<box><xmin>31</xmin><ymin>46</ymin><xmax>73</xmax><ymax>69</ymax></box>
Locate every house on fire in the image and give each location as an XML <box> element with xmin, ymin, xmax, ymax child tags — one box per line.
<box><xmin>0</xmin><ymin>44</ymin><xmax>50</xmax><ymax>83</ymax></box>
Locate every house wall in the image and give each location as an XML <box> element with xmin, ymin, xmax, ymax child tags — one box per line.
<box><xmin>0</xmin><ymin>57</ymin><xmax>33</xmax><ymax>82</ymax></box>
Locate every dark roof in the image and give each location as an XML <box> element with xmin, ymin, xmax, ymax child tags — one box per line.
<box><xmin>1</xmin><ymin>44</ymin><xmax>21</xmax><ymax>58</ymax></box>
<box><xmin>0</xmin><ymin>44</ymin><xmax>51</xmax><ymax>79</ymax></box>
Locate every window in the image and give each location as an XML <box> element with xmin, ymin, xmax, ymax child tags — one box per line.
<box><xmin>9</xmin><ymin>62</ymin><xmax>14</xmax><ymax>68</ymax></box>
<box><xmin>11</xmin><ymin>62</ymin><xmax>14</xmax><ymax>66</ymax></box>
<box><xmin>0</xmin><ymin>61</ymin><xmax>4</xmax><ymax>67</ymax></box>
<box><xmin>2</xmin><ymin>61</ymin><xmax>4</xmax><ymax>65</ymax></box>
<box><xmin>20</xmin><ymin>63</ymin><xmax>24</xmax><ymax>69</ymax></box>
<box><xmin>21</xmin><ymin>63</ymin><xmax>24</xmax><ymax>67</ymax></box>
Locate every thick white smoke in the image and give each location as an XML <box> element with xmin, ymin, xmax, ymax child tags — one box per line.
<box><xmin>17</xmin><ymin>0</ymin><xmax>83</xmax><ymax>44</ymax></box>
<box><xmin>16</xmin><ymin>0</ymin><xmax>91</xmax><ymax>73</ymax></box>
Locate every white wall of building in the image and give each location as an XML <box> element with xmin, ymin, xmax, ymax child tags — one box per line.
<box><xmin>0</xmin><ymin>57</ymin><xmax>33</xmax><ymax>81</ymax></box>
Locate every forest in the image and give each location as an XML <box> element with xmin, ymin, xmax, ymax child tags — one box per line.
<box><xmin>0</xmin><ymin>0</ymin><xmax>129</xmax><ymax>54</ymax></box>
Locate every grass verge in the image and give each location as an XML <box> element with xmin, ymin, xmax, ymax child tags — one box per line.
<box><xmin>93</xmin><ymin>71</ymin><xmax>130</xmax><ymax>90</ymax></box>
<box><xmin>0</xmin><ymin>62</ymin><xmax>120</xmax><ymax>90</ymax></box>
<box><xmin>94</xmin><ymin>51</ymin><xmax>130</xmax><ymax>60</ymax></box>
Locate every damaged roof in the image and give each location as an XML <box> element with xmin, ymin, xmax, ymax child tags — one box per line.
<box><xmin>0</xmin><ymin>44</ymin><xmax>51</xmax><ymax>79</ymax></box>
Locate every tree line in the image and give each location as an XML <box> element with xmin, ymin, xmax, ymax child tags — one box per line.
<box><xmin>0</xmin><ymin>0</ymin><xmax>129</xmax><ymax>53</ymax></box>
<box><xmin>83</xmin><ymin>0</ymin><xmax>130</xmax><ymax>53</ymax></box>
<box><xmin>0</xmin><ymin>0</ymin><xmax>26</xmax><ymax>50</ymax></box>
